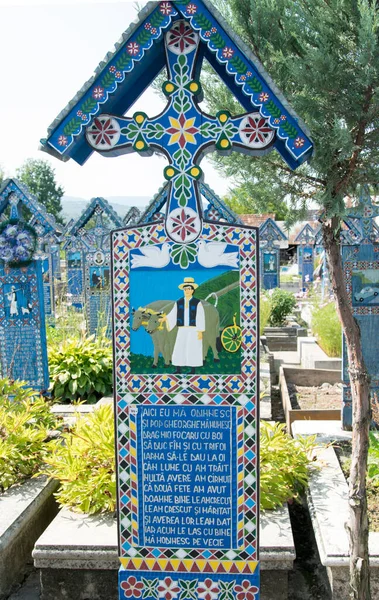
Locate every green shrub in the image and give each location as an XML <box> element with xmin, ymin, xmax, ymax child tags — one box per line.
<box><xmin>40</xmin><ymin>404</ymin><xmax>116</xmax><ymax>514</ymax></box>
<box><xmin>41</xmin><ymin>407</ymin><xmax>317</xmax><ymax>514</ymax></box>
<box><xmin>268</xmin><ymin>288</ymin><xmax>297</xmax><ymax>326</ymax></box>
<box><xmin>260</xmin><ymin>293</ymin><xmax>272</xmax><ymax>335</ymax></box>
<box><xmin>49</xmin><ymin>336</ymin><xmax>113</xmax><ymax>403</ymax></box>
<box><xmin>311</xmin><ymin>300</ymin><xmax>342</xmax><ymax>357</ymax></box>
<box><xmin>368</xmin><ymin>431</ymin><xmax>379</xmax><ymax>484</ymax></box>
<box><xmin>260</xmin><ymin>421</ymin><xmax>317</xmax><ymax>509</ymax></box>
<box><xmin>0</xmin><ymin>379</ymin><xmax>59</xmax><ymax>492</ymax></box>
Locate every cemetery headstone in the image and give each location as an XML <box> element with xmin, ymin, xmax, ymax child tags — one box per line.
<box><xmin>64</xmin><ymin>197</ymin><xmax>123</xmax><ymax>334</ymax></box>
<box><xmin>259</xmin><ymin>217</ymin><xmax>287</xmax><ymax>289</ymax></box>
<box><xmin>341</xmin><ymin>186</ymin><xmax>379</xmax><ymax>429</ymax></box>
<box><xmin>41</xmin><ymin>1</ymin><xmax>314</xmax><ymax>598</ymax></box>
<box><xmin>295</xmin><ymin>223</ymin><xmax>315</xmax><ymax>289</ymax></box>
<box><xmin>0</xmin><ymin>179</ymin><xmax>50</xmax><ymax>392</ymax></box>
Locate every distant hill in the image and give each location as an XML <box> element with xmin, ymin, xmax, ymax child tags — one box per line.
<box><xmin>61</xmin><ymin>195</ymin><xmax>151</xmax><ymax>221</ymax></box>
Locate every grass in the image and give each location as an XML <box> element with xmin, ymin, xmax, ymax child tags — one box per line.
<box><xmin>311</xmin><ymin>300</ymin><xmax>342</xmax><ymax>357</ymax></box>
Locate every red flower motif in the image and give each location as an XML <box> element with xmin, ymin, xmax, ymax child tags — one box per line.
<box><xmin>157</xmin><ymin>577</ymin><xmax>180</xmax><ymax>600</ymax></box>
<box><xmin>197</xmin><ymin>578</ymin><xmax>219</xmax><ymax>600</ymax></box>
<box><xmin>57</xmin><ymin>135</ymin><xmax>67</xmax><ymax>146</ymax></box>
<box><xmin>211</xmin><ymin>27</ymin><xmax>217</xmax><ymax>33</ymax></box>
<box><xmin>167</xmin><ymin>21</ymin><xmax>197</xmax><ymax>54</ymax></box>
<box><xmin>246</xmin><ymin>70</ymin><xmax>253</xmax><ymax>77</ymax></box>
<box><xmin>81</xmin><ymin>114</ymin><xmax>88</xmax><ymax>121</ymax></box>
<box><xmin>170</xmin><ymin>209</ymin><xmax>198</xmax><ymax>242</ymax></box>
<box><xmin>234</xmin><ymin>580</ymin><xmax>259</xmax><ymax>600</ymax></box>
<box><xmin>294</xmin><ymin>137</ymin><xmax>305</xmax><ymax>148</ymax></box>
<box><xmin>145</xmin><ymin>22</ymin><xmax>152</xmax><ymax>30</ymax></box>
<box><xmin>127</xmin><ymin>41</ymin><xmax>140</xmax><ymax>56</ymax></box>
<box><xmin>109</xmin><ymin>65</ymin><xmax>116</xmax><ymax>73</ymax></box>
<box><xmin>259</xmin><ymin>92</ymin><xmax>269</xmax><ymax>102</ymax></box>
<box><xmin>92</xmin><ymin>86</ymin><xmax>105</xmax><ymax>99</ymax></box>
<box><xmin>151</xmin><ymin>27</ymin><xmax>157</xmax><ymax>34</ymax></box>
<box><xmin>186</xmin><ymin>3</ymin><xmax>197</xmax><ymax>14</ymax></box>
<box><xmin>121</xmin><ymin>576</ymin><xmax>144</xmax><ymax>599</ymax></box>
<box><xmin>160</xmin><ymin>1</ymin><xmax>173</xmax><ymax>15</ymax></box>
<box><xmin>280</xmin><ymin>114</ymin><xmax>287</xmax><ymax>121</ymax></box>
<box><xmin>87</xmin><ymin>117</ymin><xmax>119</xmax><ymax>147</ymax></box>
<box><xmin>115</xmin><ymin>71</ymin><xmax>122</xmax><ymax>79</ymax></box>
<box><xmin>77</xmin><ymin>110</ymin><xmax>83</xmax><ymax>116</ymax></box>
<box><xmin>204</xmin><ymin>30</ymin><xmax>211</xmax><ymax>37</ymax></box>
<box><xmin>240</xmin><ymin>114</ymin><xmax>274</xmax><ymax>146</ymax></box>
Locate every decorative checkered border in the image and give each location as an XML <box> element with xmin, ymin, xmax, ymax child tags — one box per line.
<box><xmin>116</xmin><ymin>392</ymin><xmax>258</xmax><ymax>571</ymax></box>
<box><xmin>112</xmin><ymin>222</ymin><xmax>258</xmax><ymax>397</ymax></box>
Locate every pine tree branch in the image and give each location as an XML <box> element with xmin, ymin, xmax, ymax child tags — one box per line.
<box><xmin>265</xmin><ymin>159</ymin><xmax>327</xmax><ymax>187</ymax></box>
<box><xmin>335</xmin><ymin>85</ymin><xmax>374</xmax><ymax>195</ymax></box>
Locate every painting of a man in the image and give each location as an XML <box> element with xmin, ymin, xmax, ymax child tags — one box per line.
<box><xmin>160</xmin><ymin>277</ymin><xmax>205</xmax><ymax>374</ymax></box>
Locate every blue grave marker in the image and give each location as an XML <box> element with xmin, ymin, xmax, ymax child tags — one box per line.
<box><xmin>0</xmin><ymin>179</ymin><xmax>50</xmax><ymax>392</ymax></box>
<box><xmin>259</xmin><ymin>218</ymin><xmax>287</xmax><ymax>289</ymax></box>
<box><xmin>295</xmin><ymin>223</ymin><xmax>316</xmax><ymax>289</ymax></box>
<box><xmin>64</xmin><ymin>197</ymin><xmax>123</xmax><ymax>334</ymax></box>
<box><xmin>341</xmin><ymin>186</ymin><xmax>379</xmax><ymax>429</ymax></box>
<box><xmin>41</xmin><ymin>1</ymin><xmax>314</xmax><ymax>598</ymax></box>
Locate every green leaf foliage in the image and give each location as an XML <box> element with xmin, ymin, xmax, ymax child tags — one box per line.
<box><xmin>268</xmin><ymin>288</ymin><xmax>296</xmax><ymax>326</ymax></box>
<box><xmin>40</xmin><ymin>404</ymin><xmax>116</xmax><ymax>514</ymax></box>
<box><xmin>49</xmin><ymin>336</ymin><xmax>113</xmax><ymax>404</ymax></box>
<box><xmin>310</xmin><ymin>298</ymin><xmax>342</xmax><ymax>357</ymax></box>
<box><xmin>0</xmin><ymin>379</ymin><xmax>59</xmax><ymax>492</ymax></box>
<box><xmin>368</xmin><ymin>432</ymin><xmax>379</xmax><ymax>483</ymax></box>
<box><xmin>260</xmin><ymin>292</ymin><xmax>272</xmax><ymax>335</ymax></box>
<box><xmin>205</xmin><ymin>0</ymin><xmax>379</xmax><ymax>217</ymax></box>
<box><xmin>260</xmin><ymin>421</ymin><xmax>318</xmax><ymax>510</ymax></box>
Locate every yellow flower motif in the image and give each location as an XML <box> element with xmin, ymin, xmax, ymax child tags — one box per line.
<box><xmin>167</xmin><ymin>114</ymin><xmax>199</xmax><ymax>148</ymax></box>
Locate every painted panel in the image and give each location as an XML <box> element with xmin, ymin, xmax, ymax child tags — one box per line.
<box><xmin>113</xmin><ymin>221</ymin><xmax>259</xmax><ymax>598</ymax></box>
<box><xmin>0</xmin><ymin>261</ymin><xmax>49</xmax><ymax>392</ymax></box>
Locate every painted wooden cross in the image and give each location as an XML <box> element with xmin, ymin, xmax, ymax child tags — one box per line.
<box><xmin>345</xmin><ymin>185</ymin><xmax>379</xmax><ymax>243</ymax></box>
<box><xmin>86</xmin><ymin>19</ymin><xmax>275</xmax><ymax>243</ymax></box>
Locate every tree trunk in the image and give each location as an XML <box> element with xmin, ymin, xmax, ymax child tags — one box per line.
<box><xmin>322</xmin><ymin>217</ymin><xmax>371</xmax><ymax>600</ymax></box>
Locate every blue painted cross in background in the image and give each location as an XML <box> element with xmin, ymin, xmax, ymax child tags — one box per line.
<box><xmin>86</xmin><ymin>20</ymin><xmax>275</xmax><ymax>242</ymax></box>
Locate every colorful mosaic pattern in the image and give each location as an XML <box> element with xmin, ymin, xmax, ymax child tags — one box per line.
<box><xmin>113</xmin><ymin>221</ymin><xmax>259</xmax><ymax>597</ymax></box>
<box><xmin>118</xmin><ymin>571</ymin><xmax>260</xmax><ymax>600</ymax></box>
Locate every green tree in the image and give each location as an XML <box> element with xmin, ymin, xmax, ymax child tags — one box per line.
<box><xmin>16</xmin><ymin>159</ymin><xmax>64</xmax><ymax>223</ymax></box>
<box><xmin>224</xmin><ymin>185</ymin><xmax>289</xmax><ymax>220</ymax></box>
<box><xmin>207</xmin><ymin>1</ymin><xmax>379</xmax><ymax>597</ymax></box>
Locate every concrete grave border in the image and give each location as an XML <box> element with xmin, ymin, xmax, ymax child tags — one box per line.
<box><xmin>279</xmin><ymin>366</ymin><xmax>342</xmax><ymax>434</ymax></box>
<box><xmin>33</xmin><ymin>505</ymin><xmax>295</xmax><ymax>600</ymax></box>
<box><xmin>307</xmin><ymin>446</ymin><xmax>379</xmax><ymax>600</ymax></box>
<box><xmin>0</xmin><ymin>476</ymin><xmax>59</xmax><ymax>599</ymax></box>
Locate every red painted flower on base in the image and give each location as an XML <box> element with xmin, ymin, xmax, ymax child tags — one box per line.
<box><xmin>120</xmin><ymin>576</ymin><xmax>144</xmax><ymax>599</ymax></box>
<box><xmin>234</xmin><ymin>580</ymin><xmax>259</xmax><ymax>600</ymax></box>
<box><xmin>157</xmin><ymin>577</ymin><xmax>180</xmax><ymax>600</ymax></box>
<box><xmin>197</xmin><ymin>579</ymin><xmax>219</xmax><ymax>600</ymax></box>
